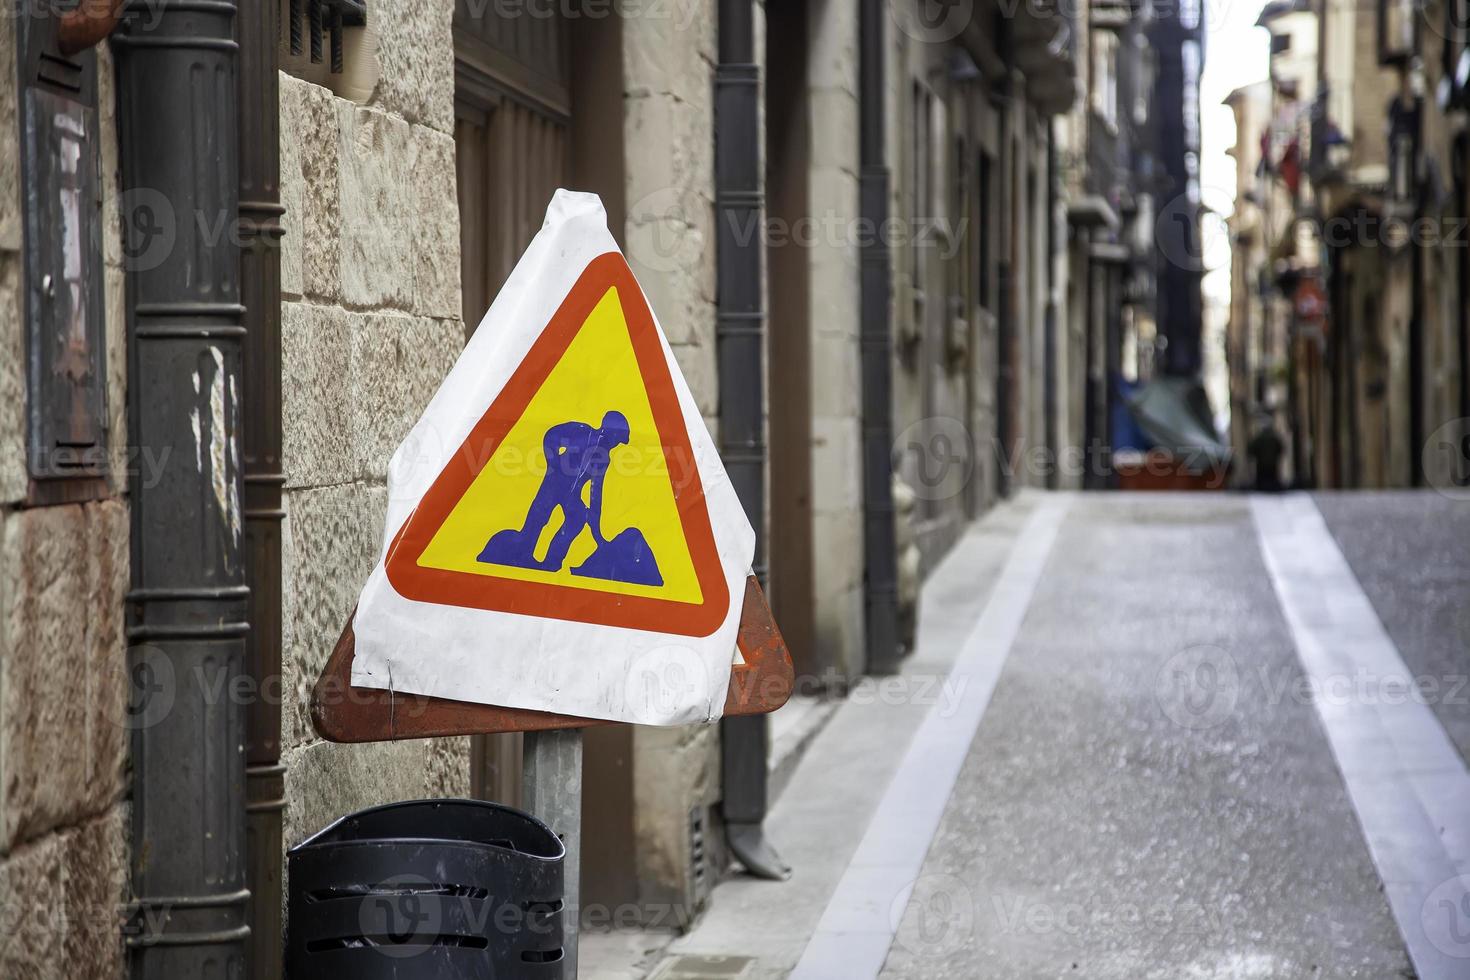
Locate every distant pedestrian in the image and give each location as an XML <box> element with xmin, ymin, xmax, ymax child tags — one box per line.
<box><xmin>1248</xmin><ymin>418</ymin><xmax>1285</xmax><ymax>492</ymax></box>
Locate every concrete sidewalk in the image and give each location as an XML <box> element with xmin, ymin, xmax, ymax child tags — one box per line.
<box><xmin>583</xmin><ymin>494</ymin><xmax>1044</xmax><ymax>980</ymax></box>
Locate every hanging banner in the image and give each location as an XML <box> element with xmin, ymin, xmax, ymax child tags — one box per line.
<box><xmin>350</xmin><ymin>191</ymin><xmax>755</xmax><ymax>725</ymax></box>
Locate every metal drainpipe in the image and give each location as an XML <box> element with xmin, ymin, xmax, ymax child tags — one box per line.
<box><xmin>115</xmin><ymin>3</ymin><xmax>250</xmax><ymax>978</ymax></box>
<box><xmin>716</xmin><ymin>0</ymin><xmax>787</xmax><ymax>882</ymax></box>
<box><xmin>859</xmin><ymin>0</ymin><xmax>900</xmax><ymax>674</ymax></box>
<box><xmin>238</xmin><ymin>1</ymin><xmax>286</xmax><ymax>976</ymax></box>
<box><xmin>996</xmin><ymin>252</ymin><xmax>1014</xmax><ymax>494</ymax></box>
<box><xmin>1080</xmin><ymin>228</ymin><xmax>1096</xmax><ymax>489</ymax></box>
<box><xmin>1043</xmin><ymin>131</ymin><xmax>1059</xmax><ymax>490</ymax></box>
<box><xmin>1458</xmin><ymin>135</ymin><xmax>1469</xmax><ymax>430</ymax></box>
<box><xmin>1407</xmin><ymin>95</ymin><xmax>1425</xmax><ymax>488</ymax></box>
<box><xmin>994</xmin><ymin>77</ymin><xmax>1015</xmax><ymax>498</ymax></box>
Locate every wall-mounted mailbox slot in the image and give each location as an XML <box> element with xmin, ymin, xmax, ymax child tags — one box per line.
<box><xmin>17</xmin><ymin>5</ymin><xmax>109</xmax><ymax>499</ymax></box>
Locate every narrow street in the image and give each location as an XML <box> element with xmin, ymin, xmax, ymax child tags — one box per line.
<box><xmin>8</xmin><ymin>0</ymin><xmax>1470</xmax><ymax>973</ymax></box>
<box><xmin>626</xmin><ymin>492</ymin><xmax>1469</xmax><ymax>980</ymax></box>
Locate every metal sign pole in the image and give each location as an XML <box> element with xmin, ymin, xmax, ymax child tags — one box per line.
<box><xmin>522</xmin><ymin>728</ymin><xmax>583</xmax><ymax>977</ymax></box>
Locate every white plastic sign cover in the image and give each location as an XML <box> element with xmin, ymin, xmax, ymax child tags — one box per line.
<box><xmin>350</xmin><ymin>191</ymin><xmax>755</xmax><ymax>725</ymax></box>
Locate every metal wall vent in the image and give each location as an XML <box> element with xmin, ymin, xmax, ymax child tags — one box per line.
<box><xmin>689</xmin><ymin>806</ymin><xmax>711</xmax><ymax>906</ymax></box>
<box><xmin>284</xmin><ymin>0</ymin><xmax>366</xmax><ymax>73</ymax></box>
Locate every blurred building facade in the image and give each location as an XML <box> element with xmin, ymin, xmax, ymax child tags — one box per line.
<box><xmin>1225</xmin><ymin>80</ymin><xmax>1275</xmax><ymax>464</ymax></box>
<box><xmin>1056</xmin><ymin>0</ymin><xmax>1209</xmax><ymax>487</ymax></box>
<box><xmin>0</xmin><ymin>0</ymin><xmax>1216</xmax><ymax>974</ymax></box>
<box><xmin>884</xmin><ymin>1</ymin><xmax>1077</xmax><ymax>567</ymax></box>
<box><xmin>1228</xmin><ymin>0</ymin><xmax>1470</xmax><ymax>489</ymax></box>
<box><xmin>1152</xmin><ymin>0</ymin><xmax>1209</xmax><ymax>377</ymax></box>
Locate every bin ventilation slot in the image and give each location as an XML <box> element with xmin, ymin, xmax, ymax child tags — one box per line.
<box><xmin>521</xmin><ymin>947</ymin><xmax>565</xmax><ymax>964</ymax></box>
<box><xmin>306</xmin><ymin>882</ymin><xmax>490</xmax><ymax>902</ymax></box>
<box><xmin>305</xmin><ymin>934</ymin><xmax>491</xmax><ymax>953</ymax></box>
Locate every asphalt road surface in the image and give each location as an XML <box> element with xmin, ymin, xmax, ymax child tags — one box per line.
<box><xmin>636</xmin><ymin>491</ymin><xmax>1468</xmax><ymax>980</ymax></box>
<box><xmin>880</xmin><ymin>494</ymin><xmax>1419</xmax><ymax>979</ymax></box>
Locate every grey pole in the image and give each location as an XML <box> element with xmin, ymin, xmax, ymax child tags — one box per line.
<box><xmin>715</xmin><ymin>0</ymin><xmax>788</xmax><ymax>882</ymax></box>
<box><xmin>115</xmin><ymin>2</ymin><xmax>250</xmax><ymax>977</ymax></box>
<box><xmin>522</xmin><ymin>729</ymin><xmax>583</xmax><ymax>976</ymax></box>
<box><xmin>238</xmin><ymin>0</ymin><xmax>287</xmax><ymax>975</ymax></box>
<box><xmin>859</xmin><ymin>0</ymin><xmax>901</xmax><ymax>674</ymax></box>
<box><xmin>1044</xmin><ymin>132</ymin><xmax>1060</xmax><ymax>490</ymax></box>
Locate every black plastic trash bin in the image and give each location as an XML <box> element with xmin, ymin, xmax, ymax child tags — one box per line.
<box><xmin>287</xmin><ymin>799</ymin><xmax>565</xmax><ymax>979</ymax></box>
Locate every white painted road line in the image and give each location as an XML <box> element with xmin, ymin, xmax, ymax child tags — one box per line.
<box><xmin>1253</xmin><ymin>493</ymin><xmax>1470</xmax><ymax>980</ymax></box>
<box><xmin>790</xmin><ymin>493</ymin><xmax>1072</xmax><ymax>980</ymax></box>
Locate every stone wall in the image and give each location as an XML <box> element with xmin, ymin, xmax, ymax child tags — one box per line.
<box><xmin>1025</xmin><ymin>115</ymin><xmax>1049</xmax><ymax>487</ymax></box>
<box><xmin>886</xmin><ymin>26</ymin><xmax>1077</xmax><ymax>538</ymax></box>
<box><xmin>890</xmin><ymin>24</ymin><xmax>1011</xmax><ymax>575</ymax></box>
<box><xmin>805</xmin><ymin>0</ymin><xmax>867</xmax><ymax>677</ymax></box>
<box><xmin>620</xmin><ymin>0</ymin><xmax>728</xmax><ymax>918</ymax></box>
<box><xmin>0</xmin><ymin>23</ymin><xmax>131</xmax><ymax>979</ymax></box>
<box><xmin>1347</xmin><ymin>19</ymin><xmax>1392</xmax><ymax>183</ymax></box>
<box><xmin>1415</xmin><ymin>18</ymin><xmax>1464</xmax><ymax>490</ymax></box>
<box><xmin>1006</xmin><ymin>92</ymin><xmax>1037</xmax><ymax>493</ymax></box>
<box><xmin>275</xmin><ymin>0</ymin><xmax>470</xmax><ymax>859</ymax></box>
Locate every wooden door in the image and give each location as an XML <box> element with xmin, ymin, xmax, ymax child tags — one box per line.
<box><xmin>454</xmin><ymin>1</ymin><xmax>570</xmax><ymax>333</ymax></box>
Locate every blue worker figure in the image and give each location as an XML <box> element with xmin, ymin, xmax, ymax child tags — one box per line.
<box><xmin>478</xmin><ymin>410</ymin><xmax>663</xmax><ymax>586</ymax></box>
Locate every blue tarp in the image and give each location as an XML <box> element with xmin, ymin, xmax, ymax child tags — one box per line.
<box><xmin>1112</xmin><ymin>374</ymin><xmax>1231</xmax><ymax>472</ymax></box>
<box><xmin>1111</xmin><ymin>377</ymin><xmax>1151</xmax><ymax>454</ymax></box>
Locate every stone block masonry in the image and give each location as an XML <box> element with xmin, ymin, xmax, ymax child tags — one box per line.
<box><xmin>276</xmin><ymin>0</ymin><xmax>469</xmax><ymax>868</ymax></box>
<box><xmin>620</xmin><ymin>0</ymin><xmax>732</xmax><ymax>918</ymax></box>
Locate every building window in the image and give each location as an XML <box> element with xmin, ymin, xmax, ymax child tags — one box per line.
<box><xmin>1092</xmin><ymin>31</ymin><xmax>1119</xmax><ymax>131</ymax></box>
<box><xmin>951</xmin><ymin>132</ymin><xmax>967</xmax><ymax>290</ymax></box>
<box><xmin>1132</xmin><ymin>36</ymin><xmax>1153</xmax><ymax>126</ymax></box>
<box><xmin>946</xmin><ymin>134</ymin><xmax>969</xmax><ymax>366</ymax></box>
<box><xmin>910</xmin><ymin>81</ymin><xmax>935</xmax><ymax>289</ymax></box>
<box><xmin>1444</xmin><ymin>0</ymin><xmax>1470</xmax><ymax>107</ymax></box>
<box><xmin>977</xmin><ymin>150</ymin><xmax>994</xmax><ymax>311</ymax></box>
<box><xmin>1378</xmin><ymin>0</ymin><xmax>1417</xmax><ymax>64</ymax></box>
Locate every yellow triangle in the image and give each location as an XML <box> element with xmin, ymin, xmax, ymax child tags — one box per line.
<box><xmin>416</xmin><ymin>288</ymin><xmax>704</xmax><ymax>605</ymax></box>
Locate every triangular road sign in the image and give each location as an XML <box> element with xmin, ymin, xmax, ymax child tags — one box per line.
<box><xmin>349</xmin><ymin>193</ymin><xmax>762</xmax><ymax>725</ymax></box>
<box><xmin>384</xmin><ymin>253</ymin><xmax>730</xmax><ymax>637</ymax></box>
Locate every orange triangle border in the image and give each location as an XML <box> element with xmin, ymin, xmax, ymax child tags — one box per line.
<box><xmin>383</xmin><ymin>253</ymin><xmax>730</xmax><ymax>638</ymax></box>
